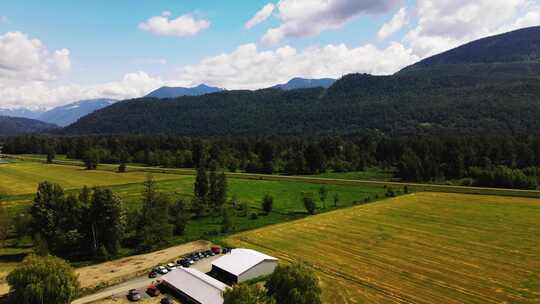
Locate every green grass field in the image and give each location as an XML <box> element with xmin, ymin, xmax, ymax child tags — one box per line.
<box><xmin>225</xmin><ymin>192</ymin><xmax>540</xmax><ymax>304</ymax></box>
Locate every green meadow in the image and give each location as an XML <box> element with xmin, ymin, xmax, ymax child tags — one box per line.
<box><xmin>0</xmin><ymin>160</ymin><xmax>388</xmax><ymax>266</ymax></box>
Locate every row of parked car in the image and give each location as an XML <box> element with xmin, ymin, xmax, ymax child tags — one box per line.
<box><xmin>148</xmin><ymin>246</ymin><xmax>230</xmax><ymax>278</ymax></box>
<box><xmin>127</xmin><ymin>288</ymin><xmax>174</xmax><ymax>303</ymax></box>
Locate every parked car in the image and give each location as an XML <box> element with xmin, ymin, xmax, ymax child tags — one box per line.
<box><xmin>160</xmin><ymin>298</ymin><xmax>174</xmax><ymax>304</ymax></box>
<box><xmin>166</xmin><ymin>263</ymin><xmax>177</xmax><ymax>271</ymax></box>
<box><xmin>148</xmin><ymin>271</ymin><xmax>158</xmax><ymax>278</ymax></box>
<box><xmin>147</xmin><ymin>285</ymin><xmax>161</xmax><ymax>297</ymax></box>
<box><xmin>127</xmin><ymin>289</ymin><xmax>142</xmax><ymax>301</ymax></box>
<box><xmin>157</xmin><ymin>266</ymin><xmax>168</xmax><ymax>274</ymax></box>
<box><xmin>177</xmin><ymin>258</ymin><xmax>190</xmax><ymax>268</ymax></box>
<box><xmin>211</xmin><ymin>246</ymin><xmax>221</xmax><ymax>254</ymax></box>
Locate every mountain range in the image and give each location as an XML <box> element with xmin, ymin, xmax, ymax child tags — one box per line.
<box><xmin>62</xmin><ymin>26</ymin><xmax>540</xmax><ymax>137</ymax></box>
<box><xmin>145</xmin><ymin>84</ymin><xmax>223</xmax><ymax>98</ymax></box>
<box><xmin>272</xmin><ymin>78</ymin><xmax>336</xmax><ymax>90</ymax></box>
<box><xmin>37</xmin><ymin>99</ymin><xmax>117</xmax><ymax>127</ymax></box>
<box><xmin>4</xmin><ymin>26</ymin><xmax>540</xmax><ymax>137</ymax></box>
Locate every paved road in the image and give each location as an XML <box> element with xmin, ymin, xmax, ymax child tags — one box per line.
<box><xmin>73</xmin><ymin>255</ymin><xmax>223</xmax><ymax>304</ymax></box>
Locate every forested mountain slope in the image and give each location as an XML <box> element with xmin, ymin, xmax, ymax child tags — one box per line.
<box><xmin>0</xmin><ymin>116</ymin><xmax>58</xmax><ymax>135</ymax></box>
<box><xmin>398</xmin><ymin>26</ymin><xmax>540</xmax><ymax>79</ymax></box>
<box><xmin>63</xmin><ymin>27</ymin><xmax>540</xmax><ymax>136</ymax></box>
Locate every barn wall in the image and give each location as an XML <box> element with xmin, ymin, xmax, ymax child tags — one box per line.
<box><xmin>238</xmin><ymin>260</ymin><xmax>278</xmax><ymax>282</ymax></box>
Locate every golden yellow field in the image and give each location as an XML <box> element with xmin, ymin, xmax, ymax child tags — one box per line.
<box><xmin>226</xmin><ymin>192</ymin><xmax>540</xmax><ymax>304</ymax></box>
<box><xmin>0</xmin><ymin>162</ymin><xmax>178</xmax><ymax>196</ymax></box>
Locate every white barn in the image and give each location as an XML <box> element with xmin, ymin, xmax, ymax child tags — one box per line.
<box><xmin>161</xmin><ymin>267</ymin><xmax>228</xmax><ymax>304</ymax></box>
<box><xmin>211</xmin><ymin>249</ymin><xmax>278</xmax><ymax>284</ymax></box>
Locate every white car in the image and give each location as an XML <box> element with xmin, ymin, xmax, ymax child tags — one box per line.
<box><xmin>157</xmin><ymin>266</ymin><xmax>168</xmax><ymax>274</ymax></box>
<box><xmin>166</xmin><ymin>263</ymin><xmax>177</xmax><ymax>271</ymax></box>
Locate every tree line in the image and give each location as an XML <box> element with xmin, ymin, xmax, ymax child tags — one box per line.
<box><xmin>4</xmin><ymin>134</ymin><xmax>540</xmax><ymax>189</ymax></box>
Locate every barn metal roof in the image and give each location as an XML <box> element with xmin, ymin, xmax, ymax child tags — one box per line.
<box><xmin>212</xmin><ymin>248</ymin><xmax>278</xmax><ymax>276</ymax></box>
<box><xmin>162</xmin><ymin>267</ymin><xmax>228</xmax><ymax>304</ymax></box>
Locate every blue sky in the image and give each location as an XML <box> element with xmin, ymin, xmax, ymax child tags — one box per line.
<box><xmin>0</xmin><ymin>0</ymin><xmax>538</xmax><ymax>108</ymax></box>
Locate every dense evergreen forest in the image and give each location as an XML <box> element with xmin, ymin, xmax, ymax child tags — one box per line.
<box><xmin>3</xmin><ymin>134</ymin><xmax>540</xmax><ymax>189</ymax></box>
<box><xmin>60</xmin><ymin>74</ymin><xmax>540</xmax><ymax>136</ymax></box>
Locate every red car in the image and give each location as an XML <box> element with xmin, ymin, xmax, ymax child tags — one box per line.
<box><xmin>211</xmin><ymin>246</ymin><xmax>221</xmax><ymax>254</ymax></box>
<box><xmin>147</xmin><ymin>284</ymin><xmax>161</xmax><ymax>297</ymax></box>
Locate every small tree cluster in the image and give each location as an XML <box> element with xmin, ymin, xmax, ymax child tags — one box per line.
<box><xmin>194</xmin><ymin>165</ymin><xmax>228</xmax><ymax>215</ymax></box>
<box><xmin>30</xmin><ymin>182</ymin><xmax>125</xmax><ymax>259</ymax></box>
<box><xmin>8</xmin><ymin>254</ymin><xmax>80</xmax><ymax>304</ymax></box>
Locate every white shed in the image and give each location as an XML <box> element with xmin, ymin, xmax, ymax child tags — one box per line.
<box><xmin>211</xmin><ymin>248</ymin><xmax>278</xmax><ymax>284</ymax></box>
<box><xmin>161</xmin><ymin>267</ymin><xmax>228</xmax><ymax>304</ymax></box>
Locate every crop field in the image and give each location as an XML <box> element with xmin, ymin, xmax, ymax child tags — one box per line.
<box><xmin>0</xmin><ymin>161</ymin><xmax>177</xmax><ymax>196</ymax></box>
<box><xmin>225</xmin><ymin>192</ymin><xmax>540</xmax><ymax>304</ymax></box>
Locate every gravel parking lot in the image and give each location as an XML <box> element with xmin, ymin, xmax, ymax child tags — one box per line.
<box><xmin>78</xmin><ymin>253</ymin><xmax>224</xmax><ymax>304</ymax></box>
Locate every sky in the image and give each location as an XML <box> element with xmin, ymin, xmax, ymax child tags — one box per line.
<box><xmin>0</xmin><ymin>0</ymin><xmax>539</xmax><ymax>109</ymax></box>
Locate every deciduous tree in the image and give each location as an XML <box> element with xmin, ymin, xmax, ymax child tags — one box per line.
<box><xmin>7</xmin><ymin>254</ymin><xmax>80</xmax><ymax>304</ymax></box>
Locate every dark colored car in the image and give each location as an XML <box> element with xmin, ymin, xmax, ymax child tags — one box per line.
<box><xmin>148</xmin><ymin>271</ymin><xmax>158</xmax><ymax>278</ymax></box>
<box><xmin>127</xmin><ymin>289</ymin><xmax>142</xmax><ymax>301</ymax></box>
<box><xmin>160</xmin><ymin>298</ymin><xmax>174</xmax><ymax>304</ymax></box>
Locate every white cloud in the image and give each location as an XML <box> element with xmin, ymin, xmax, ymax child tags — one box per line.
<box><xmin>177</xmin><ymin>42</ymin><xmax>418</xmax><ymax>89</ymax></box>
<box><xmin>139</xmin><ymin>13</ymin><xmax>210</xmax><ymax>37</ymax></box>
<box><xmin>0</xmin><ymin>31</ymin><xmax>71</xmax><ymax>86</ymax></box>
<box><xmin>0</xmin><ymin>72</ymin><xmax>166</xmax><ymax>109</ymax></box>
<box><xmin>378</xmin><ymin>8</ymin><xmax>408</xmax><ymax>40</ymax></box>
<box><xmin>262</xmin><ymin>0</ymin><xmax>401</xmax><ymax>45</ymax></box>
<box><xmin>162</xmin><ymin>11</ymin><xmax>172</xmax><ymax>17</ymax></box>
<box><xmin>404</xmin><ymin>0</ymin><xmax>540</xmax><ymax>57</ymax></box>
<box><xmin>245</xmin><ymin>3</ymin><xmax>275</xmax><ymax>29</ymax></box>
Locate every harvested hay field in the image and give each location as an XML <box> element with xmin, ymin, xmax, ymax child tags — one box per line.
<box><xmin>0</xmin><ymin>161</ymin><xmax>179</xmax><ymax>195</ymax></box>
<box><xmin>225</xmin><ymin>192</ymin><xmax>540</xmax><ymax>304</ymax></box>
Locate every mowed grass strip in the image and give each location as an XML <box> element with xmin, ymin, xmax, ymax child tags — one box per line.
<box><xmin>0</xmin><ymin>162</ymin><xmax>178</xmax><ymax>195</ymax></box>
<box><xmin>225</xmin><ymin>192</ymin><xmax>540</xmax><ymax>304</ymax></box>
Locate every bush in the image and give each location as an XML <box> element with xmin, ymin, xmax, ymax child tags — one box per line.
<box><xmin>262</xmin><ymin>194</ymin><xmax>273</xmax><ymax>214</ymax></box>
<box><xmin>385</xmin><ymin>187</ymin><xmax>396</xmax><ymax>197</ymax></box>
<box><xmin>250</xmin><ymin>213</ymin><xmax>259</xmax><ymax>220</ymax></box>
<box><xmin>303</xmin><ymin>193</ymin><xmax>316</xmax><ymax>215</ymax></box>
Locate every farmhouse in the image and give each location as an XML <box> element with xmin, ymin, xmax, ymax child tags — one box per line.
<box><xmin>161</xmin><ymin>267</ymin><xmax>228</xmax><ymax>304</ymax></box>
<box><xmin>210</xmin><ymin>248</ymin><xmax>278</xmax><ymax>284</ymax></box>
